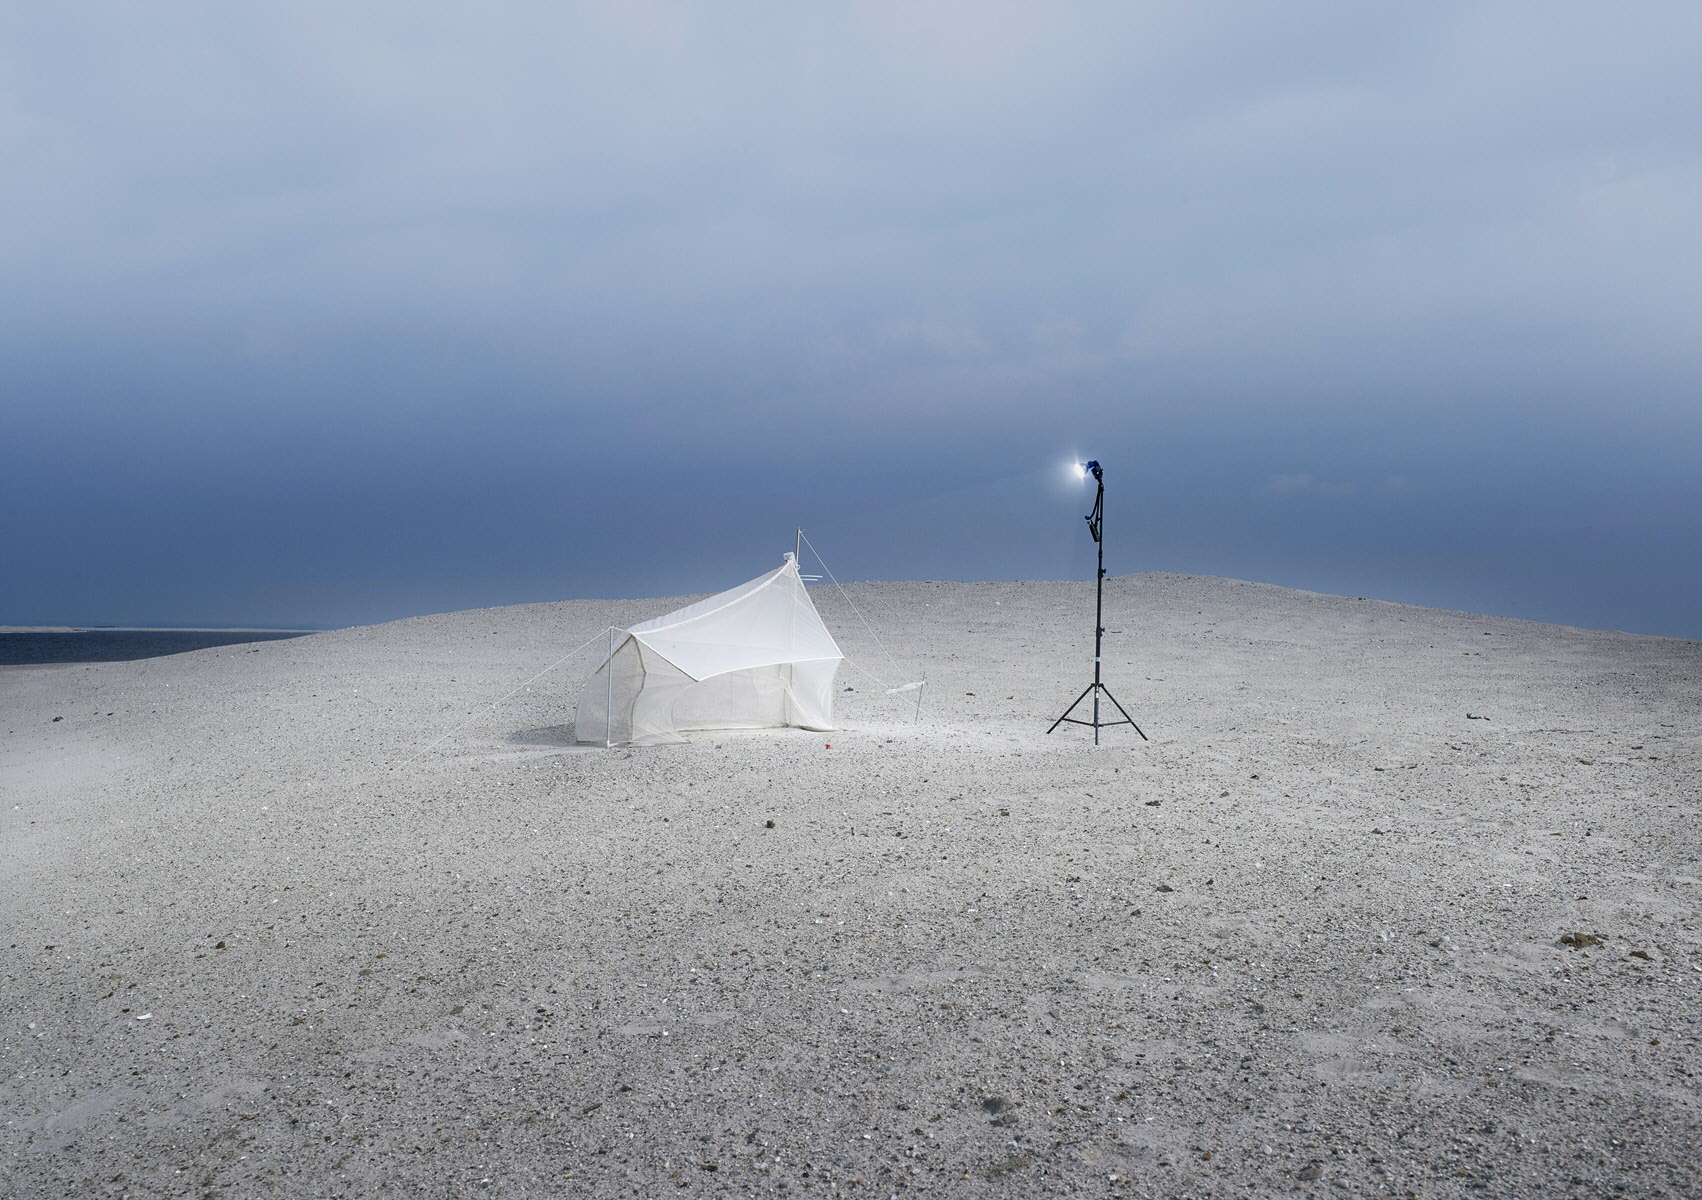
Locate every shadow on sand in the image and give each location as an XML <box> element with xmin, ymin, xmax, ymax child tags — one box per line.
<box><xmin>509</xmin><ymin>724</ymin><xmax>580</xmax><ymax>747</ymax></box>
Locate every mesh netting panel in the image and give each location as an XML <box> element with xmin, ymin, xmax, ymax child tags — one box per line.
<box><xmin>669</xmin><ymin>665</ymin><xmax>791</xmax><ymax>732</ymax></box>
<box><xmin>627</xmin><ymin>642</ymin><xmax>695</xmax><ymax>744</ymax></box>
<box><xmin>784</xmin><ymin>658</ymin><xmax>839</xmax><ymax>731</ymax></box>
<box><xmin>574</xmin><ymin>639</ymin><xmax>646</xmax><ymax>745</ymax></box>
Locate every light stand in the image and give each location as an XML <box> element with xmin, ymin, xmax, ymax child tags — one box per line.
<box><xmin>1048</xmin><ymin>460</ymin><xmax>1147</xmax><ymax>744</ymax></box>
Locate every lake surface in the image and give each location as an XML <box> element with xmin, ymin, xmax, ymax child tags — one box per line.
<box><xmin>0</xmin><ymin>629</ymin><xmax>316</xmax><ymax>666</ymax></box>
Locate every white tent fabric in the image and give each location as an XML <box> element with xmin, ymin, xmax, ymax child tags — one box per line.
<box><xmin>574</xmin><ymin>554</ymin><xmax>843</xmax><ymax>746</ymax></box>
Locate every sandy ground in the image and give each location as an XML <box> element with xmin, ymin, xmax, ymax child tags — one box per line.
<box><xmin>2</xmin><ymin>572</ymin><xmax>1698</xmax><ymax>1199</ymax></box>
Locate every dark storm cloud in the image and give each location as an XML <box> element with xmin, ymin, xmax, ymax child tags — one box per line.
<box><xmin>2</xmin><ymin>2</ymin><xmax>1699</xmax><ymax>634</ymax></box>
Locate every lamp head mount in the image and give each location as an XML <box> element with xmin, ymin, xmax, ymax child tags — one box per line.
<box><xmin>1080</xmin><ymin>460</ymin><xmax>1105</xmax><ymax>542</ymax></box>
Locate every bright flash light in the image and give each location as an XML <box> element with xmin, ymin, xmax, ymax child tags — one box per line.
<box><xmin>1073</xmin><ymin>462</ymin><xmax>1087</xmax><ymax>480</ymax></box>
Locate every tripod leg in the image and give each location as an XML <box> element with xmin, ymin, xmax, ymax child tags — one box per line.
<box><xmin>1047</xmin><ymin>683</ymin><xmax>1096</xmax><ymax>734</ymax></box>
<box><xmin>1098</xmin><ymin>685</ymin><xmax>1148</xmax><ymax>741</ymax></box>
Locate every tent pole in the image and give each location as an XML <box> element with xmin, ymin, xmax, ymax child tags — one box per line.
<box><xmin>605</xmin><ymin>625</ymin><xmax>614</xmax><ymax>749</ymax></box>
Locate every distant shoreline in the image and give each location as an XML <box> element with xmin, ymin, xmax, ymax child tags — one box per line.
<box><xmin>0</xmin><ymin>626</ymin><xmax>321</xmax><ymax>633</ymax></box>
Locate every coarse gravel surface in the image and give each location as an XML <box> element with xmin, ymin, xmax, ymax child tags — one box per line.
<box><xmin>2</xmin><ymin>572</ymin><xmax>1699</xmax><ymax>1199</ymax></box>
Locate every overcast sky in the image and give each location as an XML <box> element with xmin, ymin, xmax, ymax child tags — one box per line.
<box><xmin>3</xmin><ymin>2</ymin><xmax>1699</xmax><ymax>635</ymax></box>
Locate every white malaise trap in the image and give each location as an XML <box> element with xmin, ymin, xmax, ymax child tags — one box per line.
<box><xmin>574</xmin><ymin>553</ymin><xmax>844</xmax><ymax>746</ymax></box>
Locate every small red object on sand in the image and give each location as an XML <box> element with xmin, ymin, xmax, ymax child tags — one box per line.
<box><xmin>825</xmin><ymin>743</ymin><xmax>831</xmax><ymax>749</ymax></box>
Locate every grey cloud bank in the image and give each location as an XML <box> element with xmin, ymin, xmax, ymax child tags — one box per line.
<box><xmin>3</xmin><ymin>2</ymin><xmax>1699</xmax><ymax>634</ymax></box>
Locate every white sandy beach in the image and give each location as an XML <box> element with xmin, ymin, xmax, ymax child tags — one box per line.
<box><xmin>2</xmin><ymin>572</ymin><xmax>1697</xmax><ymax>1198</ymax></box>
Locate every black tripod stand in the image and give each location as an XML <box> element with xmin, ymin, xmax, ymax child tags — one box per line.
<box><xmin>1048</xmin><ymin>460</ymin><xmax>1147</xmax><ymax>744</ymax></box>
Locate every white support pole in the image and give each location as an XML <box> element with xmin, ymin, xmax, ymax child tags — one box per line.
<box><xmin>605</xmin><ymin>625</ymin><xmax>615</xmax><ymax>749</ymax></box>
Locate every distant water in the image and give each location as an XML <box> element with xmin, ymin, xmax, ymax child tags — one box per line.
<box><xmin>0</xmin><ymin>629</ymin><xmax>314</xmax><ymax>666</ymax></box>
